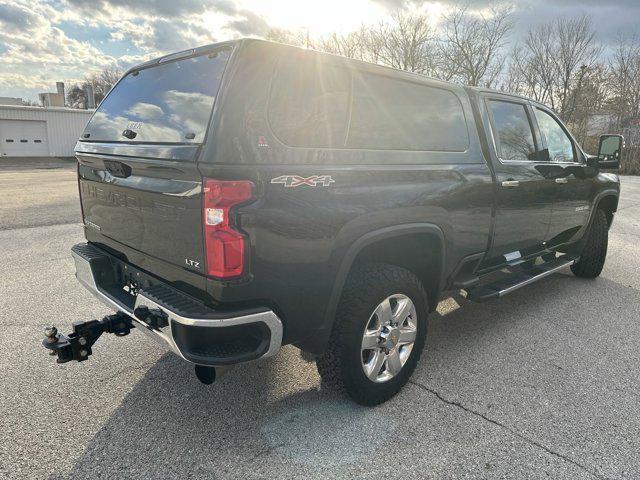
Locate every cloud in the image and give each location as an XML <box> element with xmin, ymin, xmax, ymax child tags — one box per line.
<box><xmin>368</xmin><ymin>0</ymin><xmax>639</xmax><ymax>47</ymax></box>
<box><xmin>0</xmin><ymin>72</ymin><xmax>51</xmax><ymax>90</ymax></box>
<box><xmin>58</xmin><ymin>0</ymin><xmax>271</xmax><ymax>55</ymax></box>
<box><xmin>227</xmin><ymin>9</ymin><xmax>270</xmax><ymax>36</ymax></box>
<box><xmin>164</xmin><ymin>90</ymin><xmax>216</xmax><ymax>140</ymax></box>
<box><xmin>0</xmin><ymin>1</ymin><xmax>119</xmax><ymax>101</ymax></box>
<box><xmin>125</xmin><ymin>102</ymin><xmax>164</xmax><ymax>120</ymax></box>
<box><xmin>0</xmin><ymin>0</ymin><xmax>637</xmax><ymax>103</ymax></box>
<box><xmin>62</xmin><ymin>0</ymin><xmax>235</xmax><ymax>18</ymax></box>
<box><xmin>0</xmin><ymin>2</ymin><xmax>48</xmax><ymax>32</ymax></box>
<box><xmin>147</xmin><ymin>19</ymin><xmax>217</xmax><ymax>52</ymax></box>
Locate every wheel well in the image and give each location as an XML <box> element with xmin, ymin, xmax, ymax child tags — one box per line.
<box><xmin>349</xmin><ymin>233</ymin><xmax>443</xmax><ymax>311</ymax></box>
<box><xmin>597</xmin><ymin>195</ymin><xmax>618</xmax><ymax>227</ymax></box>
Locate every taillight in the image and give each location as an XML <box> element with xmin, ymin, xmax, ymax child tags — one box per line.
<box><xmin>203</xmin><ymin>178</ymin><xmax>254</xmax><ymax>278</ymax></box>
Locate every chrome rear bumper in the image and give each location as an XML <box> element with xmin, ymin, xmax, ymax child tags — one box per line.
<box><xmin>71</xmin><ymin>243</ymin><xmax>283</xmax><ymax>366</ymax></box>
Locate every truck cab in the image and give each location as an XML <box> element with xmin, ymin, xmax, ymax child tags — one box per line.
<box><xmin>470</xmin><ymin>88</ymin><xmax>619</xmax><ymax>271</ymax></box>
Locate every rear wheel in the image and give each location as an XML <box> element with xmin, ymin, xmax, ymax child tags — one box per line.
<box><xmin>571</xmin><ymin>209</ymin><xmax>609</xmax><ymax>279</ymax></box>
<box><xmin>316</xmin><ymin>263</ymin><xmax>428</xmax><ymax>405</ymax></box>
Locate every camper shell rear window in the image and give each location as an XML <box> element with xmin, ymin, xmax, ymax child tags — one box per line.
<box><xmin>82</xmin><ymin>49</ymin><xmax>230</xmax><ymax>144</ymax></box>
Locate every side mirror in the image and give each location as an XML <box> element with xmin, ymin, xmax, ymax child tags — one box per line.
<box><xmin>595</xmin><ymin>134</ymin><xmax>624</xmax><ymax>169</ymax></box>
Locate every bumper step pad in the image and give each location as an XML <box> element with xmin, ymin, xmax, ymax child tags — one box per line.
<box><xmin>67</xmin><ymin>242</ymin><xmax>283</xmax><ymax>366</ymax></box>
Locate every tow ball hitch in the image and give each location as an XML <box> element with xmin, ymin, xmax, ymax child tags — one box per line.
<box><xmin>42</xmin><ymin>312</ymin><xmax>133</xmax><ymax>363</ymax></box>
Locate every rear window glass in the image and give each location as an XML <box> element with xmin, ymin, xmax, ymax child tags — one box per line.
<box><xmin>488</xmin><ymin>100</ymin><xmax>537</xmax><ymax>161</ymax></box>
<box><xmin>347</xmin><ymin>73</ymin><xmax>469</xmax><ymax>151</ymax></box>
<box><xmin>83</xmin><ymin>49</ymin><xmax>230</xmax><ymax>144</ymax></box>
<box><xmin>268</xmin><ymin>59</ymin><xmax>350</xmax><ymax>148</ymax></box>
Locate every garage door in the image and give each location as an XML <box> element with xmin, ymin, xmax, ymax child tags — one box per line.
<box><xmin>0</xmin><ymin>120</ymin><xmax>49</xmax><ymax>157</ymax></box>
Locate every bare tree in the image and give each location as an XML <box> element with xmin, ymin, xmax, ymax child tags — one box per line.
<box><xmin>514</xmin><ymin>23</ymin><xmax>557</xmax><ymax>105</ymax></box>
<box><xmin>566</xmin><ymin>64</ymin><xmax>609</xmax><ymax>145</ymax></box>
<box><xmin>439</xmin><ymin>5</ymin><xmax>513</xmax><ymax>87</ymax></box>
<box><xmin>608</xmin><ymin>35</ymin><xmax>640</xmax><ymax>173</ymax></box>
<box><xmin>373</xmin><ymin>11</ymin><xmax>438</xmax><ymax>75</ymax></box>
<box><xmin>554</xmin><ymin>16</ymin><xmax>602</xmax><ymax>121</ymax></box>
<box><xmin>66</xmin><ymin>68</ymin><xmax>123</xmax><ymax>109</ymax></box>
<box><xmin>85</xmin><ymin>68</ymin><xmax>122</xmax><ymax>104</ymax></box>
<box><xmin>313</xmin><ymin>13</ymin><xmax>437</xmax><ymax>74</ymax></box>
<box><xmin>265</xmin><ymin>28</ymin><xmax>308</xmax><ymax>48</ymax></box>
<box><xmin>502</xmin><ymin>45</ymin><xmax>542</xmax><ymax>97</ymax></box>
<box><xmin>608</xmin><ymin>35</ymin><xmax>640</xmax><ymax>128</ymax></box>
<box><xmin>66</xmin><ymin>84</ymin><xmax>88</xmax><ymax>109</ymax></box>
<box><xmin>515</xmin><ymin>16</ymin><xmax>601</xmax><ymax>121</ymax></box>
<box><xmin>317</xmin><ymin>28</ymin><xmax>371</xmax><ymax>61</ymax></box>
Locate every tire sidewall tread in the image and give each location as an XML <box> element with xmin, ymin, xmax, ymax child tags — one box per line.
<box><xmin>571</xmin><ymin>209</ymin><xmax>608</xmax><ymax>279</ymax></box>
<box><xmin>316</xmin><ymin>263</ymin><xmax>428</xmax><ymax>406</ymax></box>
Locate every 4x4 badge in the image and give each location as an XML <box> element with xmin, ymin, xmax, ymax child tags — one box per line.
<box><xmin>271</xmin><ymin>175</ymin><xmax>335</xmax><ymax>188</ymax></box>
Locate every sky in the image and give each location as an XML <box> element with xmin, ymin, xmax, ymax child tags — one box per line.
<box><xmin>0</xmin><ymin>0</ymin><xmax>638</xmax><ymax>102</ymax></box>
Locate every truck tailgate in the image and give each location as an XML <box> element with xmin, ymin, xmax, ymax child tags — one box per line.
<box><xmin>77</xmin><ymin>153</ymin><xmax>205</xmax><ymax>276</ymax></box>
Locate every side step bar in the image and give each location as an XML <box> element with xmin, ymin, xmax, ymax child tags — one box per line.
<box><xmin>466</xmin><ymin>255</ymin><xmax>578</xmax><ymax>302</ymax></box>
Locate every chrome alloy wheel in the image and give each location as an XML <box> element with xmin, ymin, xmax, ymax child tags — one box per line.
<box><xmin>361</xmin><ymin>293</ymin><xmax>418</xmax><ymax>383</ymax></box>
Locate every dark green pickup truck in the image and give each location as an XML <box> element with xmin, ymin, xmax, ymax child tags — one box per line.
<box><xmin>43</xmin><ymin>39</ymin><xmax>622</xmax><ymax>405</ymax></box>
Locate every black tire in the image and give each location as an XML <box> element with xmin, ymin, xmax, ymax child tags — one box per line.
<box><xmin>316</xmin><ymin>263</ymin><xmax>428</xmax><ymax>406</ymax></box>
<box><xmin>571</xmin><ymin>209</ymin><xmax>608</xmax><ymax>279</ymax></box>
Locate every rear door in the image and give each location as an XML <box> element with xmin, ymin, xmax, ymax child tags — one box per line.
<box><xmin>483</xmin><ymin>96</ymin><xmax>554</xmax><ymax>265</ymax></box>
<box><xmin>76</xmin><ymin>47</ymin><xmax>231</xmax><ymax>275</ymax></box>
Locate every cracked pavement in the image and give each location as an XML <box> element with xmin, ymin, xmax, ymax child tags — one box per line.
<box><xmin>1</xmin><ymin>162</ymin><xmax>639</xmax><ymax>479</ymax></box>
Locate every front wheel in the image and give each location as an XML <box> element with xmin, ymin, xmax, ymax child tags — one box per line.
<box><xmin>571</xmin><ymin>209</ymin><xmax>609</xmax><ymax>279</ymax></box>
<box><xmin>316</xmin><ymin>263</ymin><xmax>428</xmax><ymax>406</ymax></box>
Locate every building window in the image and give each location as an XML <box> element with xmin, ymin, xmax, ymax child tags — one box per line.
<box><xmin>34</xmin><ymin>140</ymin><xmax>42</xmax><ymax>143</ymax></box>
<box><xmin>5</xmin><ymin>139</ymin><xmax>13</xmax><ymax>143</ymax></box>
<box><xmin>20</xmin><ymin>139</ymin><xmax>28</xmax><ymax>143</ymax></box>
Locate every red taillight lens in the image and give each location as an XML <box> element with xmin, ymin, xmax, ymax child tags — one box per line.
<box><xmin>203</xmin><ymin>178</ymin><xmax>254</xmax><ymax>278</ymax></box>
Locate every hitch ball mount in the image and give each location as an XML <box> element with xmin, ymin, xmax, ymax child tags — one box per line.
<box><xmin>42</xmin><ymin>312</ymin><xmax>134</xmax><ymax>363</ymax></box>
<box><xmin>42</xmin><ymin>310</ymin><xmax>228</xmax><ymax>384</ymax></box>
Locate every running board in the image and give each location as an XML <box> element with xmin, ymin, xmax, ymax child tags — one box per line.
<box><xmin>466</xmin><ymin>255</ymin><xmax>578</xmax><ymax>302</ymax></box>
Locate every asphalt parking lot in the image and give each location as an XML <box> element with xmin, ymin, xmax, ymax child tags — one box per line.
<box><xmin>1</xmin><ymin>161</ymin><xmax>639</xmax><ymax>480</ymax></box>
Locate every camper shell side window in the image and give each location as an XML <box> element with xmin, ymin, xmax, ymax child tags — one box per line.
<box><xmin>268</xmin><ymin>55</ymin><xmax>469</xmax><ymax>152</ymax></box>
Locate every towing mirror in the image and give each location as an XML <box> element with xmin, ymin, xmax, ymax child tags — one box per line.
<box><xmin>593</xmin><ymin>134</ymin><xmax>624</xmax><ymax>169</ymax></box>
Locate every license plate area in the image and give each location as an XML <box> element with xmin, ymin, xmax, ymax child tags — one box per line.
<box><xmin>96</xmin><ymin>258</ymin><xmax>160</xmax><ymax>309</ymax></box>
<box><xmin>122</xmin><ymin>275</ymin><xmax>140</xmax><ymax>297</ymax></box>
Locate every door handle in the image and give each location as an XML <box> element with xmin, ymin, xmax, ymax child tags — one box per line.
<box><xmin>501</xmin><ymin>180</ymin><xmax>520</xmax><ymax>188</ymax></box>
<box><xmin>555</xmin><ymin>177</ymin><xmax>568</xmax><ymax>184</ymax></box>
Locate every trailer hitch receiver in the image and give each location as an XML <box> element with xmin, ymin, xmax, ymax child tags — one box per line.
<box><xmin>42</xmin><ymin>312</ymin><xmax>133</xmax><ymax>363</ymax></box>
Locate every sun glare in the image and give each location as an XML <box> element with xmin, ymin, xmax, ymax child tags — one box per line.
<box><xmin>201</xmin><ymin>1</ymin><xmax>451</xmax><ymax>43</ymax></box>
<box><xmin>237</xmin><ymin>0</ymin><xmax>389</xmax><ymax>36</ymax></box>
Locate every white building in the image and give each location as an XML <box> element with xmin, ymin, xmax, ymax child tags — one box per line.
<box><xmin>0</xmin><ymin>105</ymin><xmax>93</xmax><ymax>158</ymax></box>
<box><xmin>0</xmin><ymin>97</ymin><xmax>23</xmax><ymax>106</ymax></box>
<box><xmin>38</xmin><ymin>92</ymin><xmax>65</xmax><ymax>108</ymax></box>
